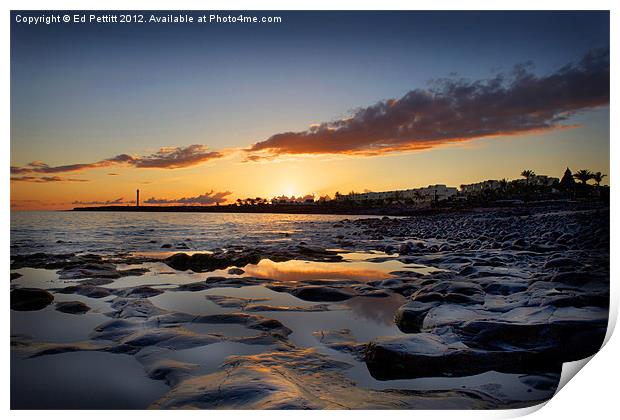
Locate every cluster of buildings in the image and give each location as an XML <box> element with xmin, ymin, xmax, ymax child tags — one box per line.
<box><xmin>460</xmin><ymin>175</ymin><xmax>559</xmax><ymax>194</ymax></box>
<box><xmin>336</xmin><ymin>184</ymin><xmax>458</xmax><ymax>204</ymax></box>
<box><xmin>333</xmin><ymin>174</ymin><xmax>559</xmax><ymax>205</ymax></box>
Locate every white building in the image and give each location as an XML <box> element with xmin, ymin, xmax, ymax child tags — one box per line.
<box><xmin>460</xmin><ymin>180</ymin><xmax>502</xmax><ymax>194</ymax></box>
<box><xmin>337</xmin><ymin>184</ymin><xmax>458</xmax><ymax>203</ymax></box>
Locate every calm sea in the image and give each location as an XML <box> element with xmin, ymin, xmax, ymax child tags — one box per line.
<box><xmin>10</xmin><ymin>211</ymin><xmax>375</xmax><ymax>256</ymax></box>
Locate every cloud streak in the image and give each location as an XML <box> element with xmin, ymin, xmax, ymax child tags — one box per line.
<box><xmin>248</xmin><ymin>49</ymin><xmax>609</xmax><ymax>158</ymax></box>
<box><xmin>144</xmin><ymin>191</ymin><xmax>232</xmax><ymax>205</ymax></box>
<box><xmin>10</xmin><ymin>175</ymin><xmax>89</xmax><ymax>183</ymax></box>
<box><xmin>11</xmin><ymin>145</ymin><xmax>223</xmax><ymax>175</ymax></box>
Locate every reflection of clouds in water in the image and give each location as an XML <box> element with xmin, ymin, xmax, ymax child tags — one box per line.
<box><xmin>345</xmin><ymin>294</ymin><xmax>405</xmax><ymax>326</ymax></box>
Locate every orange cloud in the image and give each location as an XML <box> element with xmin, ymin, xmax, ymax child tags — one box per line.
<box><xmin>10</xmin><ymin>175</ymin><xmax>89</xmax><ymax>183</ymax></box>
<box><xmin>11</xmin><ymin>144</ymin><xmax>223</xmax><ymax>175</ymax></box>
<box><xmin>248</xmin><ymin>49</ymin><xmax>609</xmax><ymax>159</ymax></box>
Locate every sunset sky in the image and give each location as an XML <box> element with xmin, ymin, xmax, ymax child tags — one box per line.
<box><xmin>11</xmin><ymin>11</ymin><xmax>610</xmax><ymax>210</ymax></box>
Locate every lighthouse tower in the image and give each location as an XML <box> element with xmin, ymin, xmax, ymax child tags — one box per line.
<box><xmin>136</xmin><ymin>189</ymin><xmax>140</xmax><ymax>208</ymax></box>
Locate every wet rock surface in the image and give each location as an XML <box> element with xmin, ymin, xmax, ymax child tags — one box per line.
<box><xmin>164</xmin><ymin>246</ymin><xmax>343</xmax><ymax>273</ymax></box>
<box><xmin>55</xmin><ymin>301</ymin><xmax>91</xmax><ymax>314</ymax></box>
<box><xmin>152</xmin><ymin>347</ymin><xmax>508</xmax><ymax>409</ymax></box>
<box><xmin>10</xmin><ymin>204</ymin><xmax>609</xmax><ymax>409</ymax></box>
<box><xmin>11</xmin><ymin>288</ymin><xmax>54</xmax><ymax>311</ymax></box>
<box><xmin>347</xmin><ymin>207</ymin><xmax>609</xmax><ymax>383</ymax></box>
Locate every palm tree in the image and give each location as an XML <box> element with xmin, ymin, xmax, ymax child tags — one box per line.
<box><xmin>573</xmin><ymin>169</ymin><xmax>594</xmax><ymax>185</ymax></box>
<box><xmin>499</xmin><ymin>178</ymin><xmax>508</xmax><ymax>192</ymax></box>
<box><xmin>592</xmin><ymin>172</ymin><xmax>607</xmax><ymax>187</ymax></box>
<box><xmin>520</xmin><ymin>170</ymin><xmax>536</xmax><ymax>186</ymax></box>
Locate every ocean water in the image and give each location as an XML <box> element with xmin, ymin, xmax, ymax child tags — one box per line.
<box><xmin>10</xmin><ymin>211</ymin><xmax>376</xmax><ymax>256</ymax></box>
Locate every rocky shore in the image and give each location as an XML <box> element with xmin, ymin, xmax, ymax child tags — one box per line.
<box><xmin>10</xmin><ymin>204</ymin><xmax>609</xmax><ymax>409</ymax></box>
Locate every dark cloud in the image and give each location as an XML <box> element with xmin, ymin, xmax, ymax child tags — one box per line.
<box><xmin>10</xmin><ymin>176</ymin><xmax>89</xmax><ymax>183</ymax></box>
<box><xmin>248</xmin><ymin>49</ymin><xmax>609</xmax><ymax>158</ymax></box>
<box><xmin>144</xmin><ymin>191</ymin><xmax>232</xmax><ymax>205</ymax></box>
<box><xmin>72</xmin><ymin>197</ymin><xmax>127</xmax><ymax>205</ymax></box>
<box><xmin>11</xmin><ymin>145</ymin><xmax>223</xmax><ymax>175</ymax></box>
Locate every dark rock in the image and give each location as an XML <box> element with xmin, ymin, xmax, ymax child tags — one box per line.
<box><xmin>290</xmin><ymin>286</ymin><xmax>354</xmax><ymax>302</ymax></box>
<box><xmin>456</xmin><ymin>317</ymin><xmax>607</xmax><ymax>361</ymax></box>
<box><xmin>175</xmin><ymin>282</ymin><xmax>209</xmax><ymax>291</ymax></box>
<box><xmin>11</xmin><ymin>252</ymin><xmax>80</xmax><ymax>269</ymax></box>
<box><xmin>228</xmin><ymin>267</ymin><xmax>245</xmax><ymax>275</ymax></box>
<box><xmin>203</xmin><ymin>276</ymin><xmax>263</xmax><ymax>288</ymax></box>
<box><xmin>115</xmin><ymin>286</ymin><xmax>164</xmax><ymax>298</ymax></box>
<box><xmin>118</xmin><ymin>267</ymin><xmax>149</xmax><ymax>277</ymax></box>
<box><xmin>57</xmin><ymin>263</ymin><xmax>121</xmax><ymax>280</ymax></box>
<box><xmin>294</xmin><ymin>246</ymin><xmax>343</xmax><ymax>261</ymax></box>
<box><xmin>11</xmin><ymin>288</ymin><xmax>54</xmax><ymax>311</ymax></box>
<box><xmin>57</xmin><ymin>285</ymin><xmax>111</xmax><ymax>298</ymax></box>
<box><xmin>410</xmin><ymin>281</ymin><xmax>485</xmax><ymax>305</ymax></box>
<box><xmin>365</xmin><ymin>333</ymin><xmax>563</xmax><ymax>380</ymax></box>
<box><xmin>79</xmin><ymin>278</ymin><xmax>115</xmax><ymax>286</ymax></box>
<box><xmin>165</xmin><ymin>252</ymin><xmax>261</xmax><ymax>272</ymax></box>
<box><xmin>55</xmin><ymin>301</ymin><xmax>91</xmax><ymax>314</ymax></box>
<box><xmin>395</xmin><ymin>301</ymin><xmax>437</xmax><ymax>333</ymax></box>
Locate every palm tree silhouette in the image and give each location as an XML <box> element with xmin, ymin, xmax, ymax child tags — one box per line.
<box><xmin>592</xmin><ymin>172</ymin><xmax>607</xmax><ymax>187</ymax></box>
<box><xmin>573</xmin><ymin>169</ymin><xmax>594</xmax><ymax>185</ymax></box>
<box><xmin>520</xmin><ymin>170</ymin><xmax>535</xmax><ymax>186</ymax></box>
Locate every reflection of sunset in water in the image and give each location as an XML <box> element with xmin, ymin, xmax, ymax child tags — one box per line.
<box><xmin>242</xmin><ymin>259</ymin><xmax>395</xmax><ymax>282</ymax></box>
<box><xmin>239</xmin><ymin>253</ymin><xmax>439</xmax><ymax>282</ymax></box>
